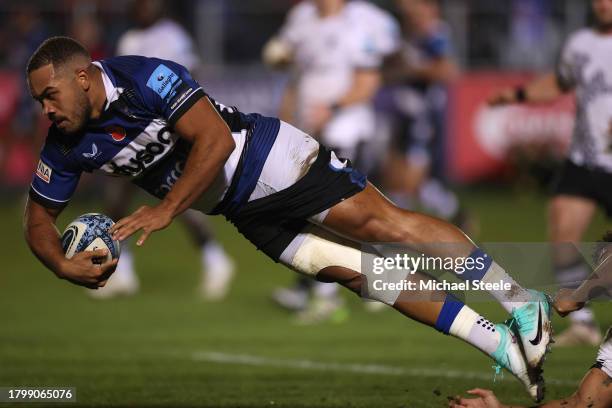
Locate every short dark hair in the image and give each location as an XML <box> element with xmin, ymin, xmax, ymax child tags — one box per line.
<box><xmin>26</xmin><ymin>36</ymin><xmax>90</xmax><ymax>74</ymax></box>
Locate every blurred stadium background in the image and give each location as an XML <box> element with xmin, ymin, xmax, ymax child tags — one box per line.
<box><xmin>1</xmin><ymin>0</ymin><xmax>611</xmax><ymax>407</ymax></box>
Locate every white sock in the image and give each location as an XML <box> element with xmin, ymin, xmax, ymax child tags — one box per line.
<box><xmin>481</xmin><ymin>262</ymin><xmax>533</xmax><ymax>313</ymax></box>
<box><xmin>202</xmin><ymin>242</ymin><xmax>231</xmax><ymax>274</ymax></box>
<box><xmin>449</xmin><ymin>306</ymin><xmax>501</xmax><ymax>356</ymax></box>
<box><xmin>462</xmin><ymin>249</ymin><xmax>534</xmax><ymax>313</ymax></box>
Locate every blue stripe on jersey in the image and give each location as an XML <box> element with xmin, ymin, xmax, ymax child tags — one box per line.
<box><xmin>210</xmin><ymin>114</ymin><xmax>280</xmax><ymax>218</ymax></box>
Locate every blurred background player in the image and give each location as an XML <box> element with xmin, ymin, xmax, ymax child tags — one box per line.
<box><xmin>91</xmin><ymin>0</ymin><xmax>234</xmax><ymax>300</ymax></box>
<box><xmin>449</xmin><ymin>232</ymin><xmax>612</xmax><ymax>408</ymax></box>
<box><xmin>262</xmin><ymin>0</ymin><xmax>400</xmax><ymax>323</ymax></box>
<box><xmin>378</xmin><ymin>0</ymin><xmax>467</xmax><ymax>229</ymax></box>
<box><xmin>488</xmin><ymin>0</ymin><xmax>612</xmax><ymax>346</ymax></box>
<box><xmin>1</xmin><ymin>5</ymin><xmax>48</xmax><ymax>187</ymax></box>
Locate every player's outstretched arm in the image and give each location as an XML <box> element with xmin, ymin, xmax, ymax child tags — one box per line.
<box><xmin>488</xmin><ymin>73</ymin><xmax>568</xmax><ymax>106</ymax></box>
<box><xmin>110</xmin><ymin>97</ymin><xmax>235</xmax><ymax>246</ymax></box>
<box><xmin>24</xmin><ymin>198</ymin><xmax>117</xmax><ymax>288</ymax></box>
<box><xmin>449</xmin><ymin>369</ymin><xmax>612</xmax><ymax>408</ymax></box>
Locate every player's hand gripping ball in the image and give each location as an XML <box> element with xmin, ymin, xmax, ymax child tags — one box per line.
<box><xmin>61</xmin><ymin>213</ymin><xmax>121</xmax><ymax>263</ymax></box>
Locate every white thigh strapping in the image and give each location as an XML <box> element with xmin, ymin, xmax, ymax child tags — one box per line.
<box><xmin>279</xmin><ymin>224</ymin><xmax>402</xmax><ymax>305</ymax></box>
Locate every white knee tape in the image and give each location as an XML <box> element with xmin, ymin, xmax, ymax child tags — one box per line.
<box><xmin>287</xmin><ymin>226</ymin><xmax>402</xmax><ymax>305</ymax></box>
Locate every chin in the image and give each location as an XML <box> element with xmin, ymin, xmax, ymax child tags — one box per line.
<box><xmin>58</xmin><ymin>120</ymin><xmax>86</xmax><ymax>135</ymax></box>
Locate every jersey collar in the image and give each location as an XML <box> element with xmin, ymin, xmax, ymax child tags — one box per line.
<box><xmin>92</xmin><ymin>61</ymin><xmax>121</xmax><ymax>111</ymax></box>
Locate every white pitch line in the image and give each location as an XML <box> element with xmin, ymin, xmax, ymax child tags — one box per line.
<box><xmin>192</xmin><ymin>351</ymin><xmax>579</xmax><ymax>387</ymax></box>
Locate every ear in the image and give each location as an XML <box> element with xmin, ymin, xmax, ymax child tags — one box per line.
<box><xmin>76</xmin><ymin>66</ymin><xmax>90</xmax><ymax>91</ymax></box>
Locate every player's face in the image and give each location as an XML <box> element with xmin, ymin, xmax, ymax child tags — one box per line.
<box><xmin>593</xmin><ymin>0</ymin><xmax>612</xmax><ymax>28</ymax></box>
<box><xmin>28</xmin><ymin>64</ymin><xmax>92</xmax><ymax>135</ymax></box>
<box><xmin>397</xmin><ymin>0</ymin><xmax>437</xmax><ymax>29</ymax></box>
<box><xmin>131</xmin><ymin>0</ymin><xmax>163</xmax><ymax>28</ymax></box>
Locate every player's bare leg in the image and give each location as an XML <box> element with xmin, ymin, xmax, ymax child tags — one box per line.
<box><xmin>320</xmin><ymin>183</ymin><xmax>551</xmax><ymax>390</ymax></box>
<box><xmin>323</xmin><ymin>183</ymin><xmax>469</xmax><ymax>252</ymax></box>
<box><xmin>548</xmin><ymin>195</ymin><xmax>601</xmax><ymax>346</ymax></box>
<box><xmin>286</xmin><ymin>217</ymin><xmax>541</xmax><ymax>401</ymax></box>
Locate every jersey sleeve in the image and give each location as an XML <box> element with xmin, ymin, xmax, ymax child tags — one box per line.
<box><xmin>29</xmin><ymin>128</ymin><xmax>82</xmax><ymax>209</ymax></box>
<box><xmin>139</xmin><ymin>58</ymin><xmax>206</xmax><ymax>125</ymax></box>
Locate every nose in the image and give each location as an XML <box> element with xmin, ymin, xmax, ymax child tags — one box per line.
<box><xmin>42</xmin><ymin>101</ymin><xmax>55</xmax><ymax>118</ymax></box>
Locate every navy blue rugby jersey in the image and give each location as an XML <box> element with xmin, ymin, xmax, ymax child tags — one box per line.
<box><xmin>29</xmin><ymin>56</ymin><xmax>279</xmax><ymax>216</ymax></box>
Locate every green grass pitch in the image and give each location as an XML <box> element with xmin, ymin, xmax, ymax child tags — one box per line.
<box><xmin>1</xmin><ymin>188</ymin><xmax>610</xmax><ymax>407</ymax></box>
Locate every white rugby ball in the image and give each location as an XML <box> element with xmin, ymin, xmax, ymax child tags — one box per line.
<box><xmin>61</xmin><ymin>213</ymin><xmax>121</xmax><ymax>263</ymax></box>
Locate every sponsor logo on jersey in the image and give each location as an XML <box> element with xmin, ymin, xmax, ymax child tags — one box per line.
<box><xmin>106</xmin><ymin>125</ymin><xmax>126</xmax><ymax>142</ymax></box>
<box><xmin>108</xmin><ymin>127</ymin><xmax>173</xmax><ymax>176</ymax></box>
<box><xmin>35</xmin><ymin>160</ymin><xmax>52</xmax><ymax>183</ymax></box>
<box><xmin>83</xmin><ymin>143</ymin><xmax>101</xmax><ymax>160</ymax></box>
<box><xmin>147</xmin><ymin>64</ymin><xmax>180</xmax><ymax>100</ymax></box>
<box><xmin>157</xmin><ymin>160</ymin><xmax>185</xmax><ymax>197</ymax></box>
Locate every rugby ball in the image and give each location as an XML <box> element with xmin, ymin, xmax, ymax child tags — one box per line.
<box><xmin>61</xmin><ymin>213</ymin><xmax>121</xmax><ymax>263</ymax></box>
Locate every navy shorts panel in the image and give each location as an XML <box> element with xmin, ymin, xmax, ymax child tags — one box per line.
<box><xmin>226</xmin><ymin>146</ymin><xmax>366</xmax><ymax>262</ymax></box>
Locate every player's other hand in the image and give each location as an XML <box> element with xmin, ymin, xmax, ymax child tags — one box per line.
<box><xmin>110</xmin><ymin>204</ymin><xmax>173</xmax><ymax>246</ymax></box>
<box><xmin>488</xmin><ymin>88</ymin><xmax>517</xmax><ymax>106</ymax></box>
<box><xmin>58</xmin><ymin>249</ymin><xmax>118</xmax><ymax>289</ymax></box>
<box><xmin>448</xmin><ymin>389</ymin><xmax>505</xmax><ymax>408</ymax></box>
<box><xmin>553</xmin><ymin>288</ymin><xmax>585</xmax><ymax>317</ymax></box>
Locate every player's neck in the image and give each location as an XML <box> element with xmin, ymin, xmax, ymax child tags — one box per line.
<box><xmin>317</xmin><ymin>0</ymin><xmax>344</xmax><ymax>18</ymax></box>
<box><xmin>89</xmin><ymin>65</ymin><xmax>107</xmax><ymax>120</ymax></box>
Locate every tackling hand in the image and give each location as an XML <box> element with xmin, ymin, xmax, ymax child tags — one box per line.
<box><xmin>448</xmin><ymin>389</ymin><xmax>505</xmax><ymax>408</ymax></box>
